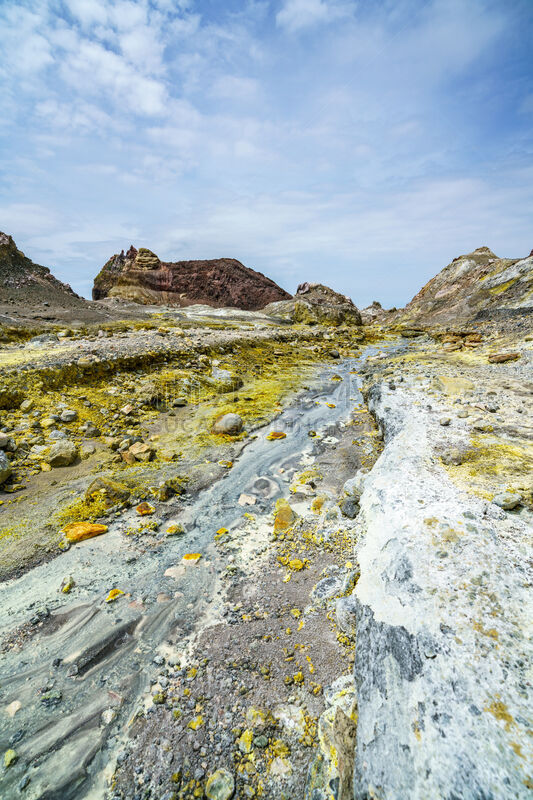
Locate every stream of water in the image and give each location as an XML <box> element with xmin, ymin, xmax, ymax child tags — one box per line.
<box><xmin>0</xmin><ymin>347</ymin><xmax>379</xmax><ymax>799</ymax></box>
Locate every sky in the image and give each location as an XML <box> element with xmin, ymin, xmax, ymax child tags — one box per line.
<box><xmin>0</xmin><ymin>0</ymin><xmax>532</xmax><ymax>307</ymax></box>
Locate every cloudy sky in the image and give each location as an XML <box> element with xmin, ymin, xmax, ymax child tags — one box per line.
<box><xmin>1</xmin><ymin>0</ymin><xmax>532</xmax><ymax>306</ymax></box>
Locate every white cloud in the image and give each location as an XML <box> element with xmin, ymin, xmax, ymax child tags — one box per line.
<box><xmin>276</xmin><ymin>0</ymin><xmax>354</xmax><ymax>33</ymax></box>
<box><xmin>61</xmin><ymin>39</ymin><xmax>168</xmax><ymax>115</ymax></box>
<box><xmin>65</xmin><ymin>0</ymin><xmax>109</xmax><ymax>28</ymax></box>
<box><xmin>210</xmin><ymin>75</ymin><xmax>260</xmax><ymax>101</ymax></box>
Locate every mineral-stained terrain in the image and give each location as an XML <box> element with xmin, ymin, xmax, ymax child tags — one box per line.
<box><xmin>93</xmin><ymin>246</ymin><xmax>292</xmax><ymax>310</ymax></box>
<box><xmin>0</xmin><ymin>239</ymin><xmax>531</xmax><ymax>800</ymax></box>
<box><xmin>395</xmin><ymin>245</ymin><xmax>533</xmax><ymax>325</ymax></box>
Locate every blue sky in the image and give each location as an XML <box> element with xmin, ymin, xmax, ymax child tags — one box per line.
<box><xmin>1</xmin><ymin>0</ymin><xmax>532</xmax><ymax>306</ymax></box>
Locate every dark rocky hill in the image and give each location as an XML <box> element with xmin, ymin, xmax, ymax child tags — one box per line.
<box><xmin>0</xmin><ymin>232</ymin><xmax>86</xmax><ymax>309</ymax></box>
<box><xmin>93</xmin><ymin>246</ymin><xmax>291</xmax><ymax>310</ymax></box>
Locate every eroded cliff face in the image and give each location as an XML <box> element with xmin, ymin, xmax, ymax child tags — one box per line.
<box><xmin>0</xmin><ymin>232</ymin><xmax>85</xmax><ymax>307</ymax></box>
<box><xmin>92</xmin><ymin>246</ymin><xmax>292</xmax><ymax>310</ymax></box>
<box><xmin>396</xmin><ymin>246</ymin><xmax>533</xmax><ymax>326</ymax></box>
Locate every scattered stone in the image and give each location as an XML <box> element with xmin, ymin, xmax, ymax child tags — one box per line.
<box><xmin>212</xmin><ymin>413</ymin><xmax>243</xmax><ymax>435</ymax></box>
<box><xmin>274</xmin><ymin>499</ymin><xmax>296</xmax><ymax>531</ymax></box>
<box><xmin>339</xmin><ymin>496</ymin><xmax>360</xmax><ymax>519</ymax></box>
<box><xmin>335</xmin><ymin>595</ymin><xmax>357</xmax><ymax>636</ymax></box>
<box><xmin>6</xmin><ymin>701</ymin><xmax>21</xmax><ymax>718</ymax></box>
<box><xmin>182</xmin><ymin>553</ymin><xmax>202</xmax><ymax>564</ymax></box>
<box><xmin>60</xmin><ymin>409</ymin><xmax>78</xmax><ymax>423</ymax></box>
<box><xmin>60</xmin><ymin>576</ymin><xmax>75</xmax><ymax>594</ymax></box>
<box><xmin>266</xmin><ymin>430</ymin><xmax>287</xmax><ymax>440</ymax></box>
<box><xmin>128</xmin><ymin>442</ymin><xmax>155</xmax><ymax>462</ymax></box>
<box><xmin>47</xmin><ymin>441</ymin><xmax>78</xmax><ymax>467</ymax></box>
<box><xmin>488</xmin><ymin>352</ymin><xmax>521</xmax><ymax>363</ymax></box>
<box><xmin>105</xmin><ymin>589</ymin><xmax>124</xmax><ymax>603</ymax></box>
<box><xmin>20</xmin><ymin>399</ymin><xmax>34</xmax><ymax>412</ymax></box>
<box><xmin>85</xmin><ymin>477</ymin><xmax>130</xmax><ymax>506</ymax></box>
<box><xmin>205</xmin><ymin>768</ymin><xmax>235</xmax><ymax>800</ymax></box>
<box><xmin>4</xmin><ymin>748</ymin><xmax>17</xmax><ymax>768</ymax></box>
<box><xmin>238</xmin><ymin>494</ymin><xmax>256</xmax><ymax>506</ymax></box>
<box><xmin>166</xmin><ymin>523</ymin><xmax>185</xmax><ymax>536</ymax></box>
<box><xmin>63</xmin><ymin>522</ymin><xmax>108</xmax><ymax>543</ymax></box>
<box><xmin>136</xmin><ymin>502</ymin><xmax>155</xmax><ymax>516</ymax></box>
<box><xmin>0</xmin><ymin>450</ymin><xmax>12</xmax><ymax>485</ymax></box>
<box><xmin>439</xmin><ymin>417</ymin><xmax>451</xmax><ymax>426</ymax></box>
<box><xmin>492</xmin><ymin>491</ymin><xmax>521</xmax><ymax>510</ymax></box>
<box><xmin>40</xmin><ymin>690</ymin><xmax>62</xmax><ymax>708</ymax></box>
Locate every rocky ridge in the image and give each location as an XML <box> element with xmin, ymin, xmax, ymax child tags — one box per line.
<box><xmin>0</xmin><ymin>232</ymin><xmax>88</xmax><ymax>310</ymax></box>
<box><xmin>93</xmin><ymin>246</ymin><xmax>291</xmax><ymax>310</ymax></box>
<box><xmin>395</xmin><ymin>246</ymin><xmax>533</xmax><ymax>326</ymax></box>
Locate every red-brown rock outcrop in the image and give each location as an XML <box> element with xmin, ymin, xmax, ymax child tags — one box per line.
<box><xmin>92</xmin><ymin>246</ymin><xmax>291</xmax><ymax>310</ymax></box>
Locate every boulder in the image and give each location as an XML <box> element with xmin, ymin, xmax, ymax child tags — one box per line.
<box><xmin>212</xmin><ymin>413</ymin><xmax>243</xmax><ymax>435</ymax></box>
<box><xmin>47</xmin><ymin>441</ymin><xmax>78</xmax><ymax>467</ymax></box>
<box><xmin>0</xmin><ymin>450</ymin><xmax>12</xmax><ymax>485</ymax></box>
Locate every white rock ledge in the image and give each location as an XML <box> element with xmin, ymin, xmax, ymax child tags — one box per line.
<box><xmin>351</xmin><ymin>382</ymin><xmax>532</xmax><ymax>799</ymax></box>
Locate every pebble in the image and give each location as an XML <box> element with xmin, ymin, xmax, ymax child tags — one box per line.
<box><xmin>205</xmin><ymin>768</ymin><xmax>235</xmax><ymax>800</ymax></box>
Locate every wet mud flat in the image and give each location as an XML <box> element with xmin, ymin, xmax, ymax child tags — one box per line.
<box><xmin>0</xmin><ymin>345</ymin><xmax>385</xmax><ymax>800</ymax></box>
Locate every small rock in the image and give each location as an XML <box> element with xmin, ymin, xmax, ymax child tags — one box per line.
<box><xmin>336</xmin><ymin>595</ymin><xmax>357</xmax><ymax>636</ymax></box>
<box><xmin>212</xmin><ymin>413</ymin><xmax>243</xmax><ymax>436</ymax></box>
<box><xmin>60</xmin><ymin>576</ymin><xmax>75</xmax><ymax>594</ymax></box>
<box><xmin>329</xmin><ymin>349</ymin><xmax>340</xmax><ymax>358</ymax></box>
<box><xmin>488</xmin><ymin>352</ymin><xmax>521</xmax><ymax>363</ymax></box>
<box><xmin>238</xmin><ymin>494</ymin><xmax>256</xmax><ymax>506</ymax></box>
<box><xmin>63</xmin><ymin>522</ymin><xmax>108</xmax><ymax>543</ymax></box>
<box><xmin>4</xmin><ymin>748</ymin><xmax>17</xmax><ymax>768</ymax></box>
<box><xmin>339</xmin><ymin>497</ymin><xmax>360</xmax><ymax>519</ymax></box>
<box><xmin>60</xmin><ymin>409</ymin><xmax>78</xmax><ymax>423</ymax></box>
<box><xmin>47</xmin><ymin>441</ymin><xmax>78</xmax><ymax>467</ymax></box>
<box><xmin>205</xmin><ymin>768</ymin><xmax>235</xmax><ymax>800</ymax></box>
<box><xmin>85</xmin><ymin>477</ymin><xmax>130</xmax><ymax>506</ymax></box>
<box><xmin>40</xmin><ymin>690</ymin><xmax>62</xmax><ymax>708</ymax></box>
<box><xmin>128</xmin><ymin>442</ymin><xmax>155</xmax><ymax>462</ymax></box>
<box><xmin>439</xmin><ymin>417</ymin><xmax>451</xmax><ymax>426</ymax></box>
<box><xmin>0</xmin><ymin>450</ymin><xmax>12</xmax><ymax>485</ymax></box>
<box><xmin>274</xmin><ymin>499</ymin><xmax>296</xmax><ymax>531</ymax></box>
<box><xmin>492</xmin><ymin>492</ymin><xmax>521</xmax><ymax>510</ymax></box>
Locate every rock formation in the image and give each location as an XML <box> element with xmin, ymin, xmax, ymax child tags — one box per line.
<box><xmin>397</xmin><ymin>246</ymin><xmax>533</xmax><ymax>326</ymax></box>
<box><xmin>360</xmin><ymin>300</ymin><xmax>397</xmax><ymax>324</ymax></box>
<box><xmin>264</xmin><ymin>282</ymin><xmax>362</xmax><ymax>325</ymax></box>
<box><xmin>0</xmin><ymin>232</ymin><xmax>85</xmax><ymax>309</ymax></box>
<box><xmin>92</xmin><ymin>246</ymin><xmax>291</xmax><ymax>310</ymax></box>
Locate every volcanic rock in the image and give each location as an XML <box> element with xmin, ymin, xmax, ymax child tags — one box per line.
<box><xmin>396</xmin><ymin>246</ymin><xmax>533</xmax><ymax>326</ymax></box>
<box><xmin>92</xmin><ymin>246</ymin><xmax>291</xmax><ymax>310</ymax></box>
<box><xmin>0</xmin><ymin>232</ymin><xmax>86</xmax><ymax>309</ymax></box>
<box><xmin>264</xmin><ymin>282</ymin><xmax>362</xmax><ymax>326</ymax></box>
<box><xmin>0</xmin><ymin>450</ymin><xmax>12</xmax><ymax>485</ymax></box>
